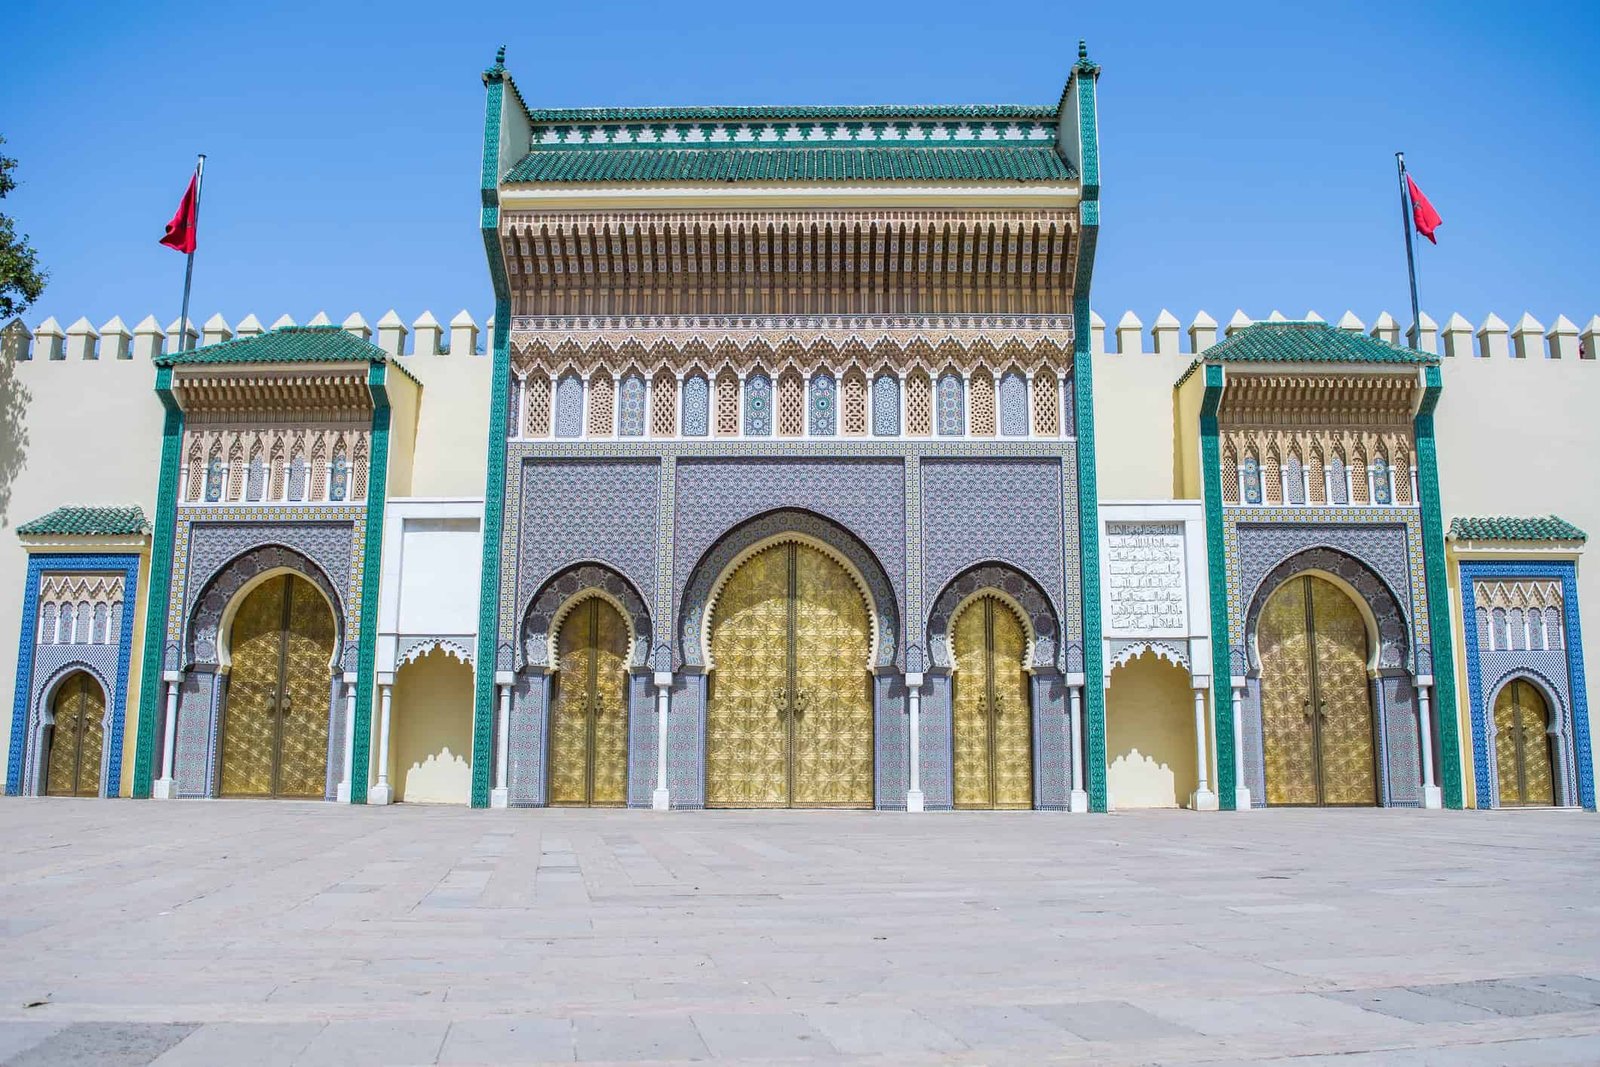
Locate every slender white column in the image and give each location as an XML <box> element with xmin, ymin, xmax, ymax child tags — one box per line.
<box><xmin>370</xmin><ymin>682</ymin><xmax>394</xmax><ymax>805</ymax></box>
<box><xmin>1190</xmin><ymin>687</ymin><xmax>1218</xmax><ymax>810</ymax></box>
<box><xmin>652</xmin><ymin>671</ymin><xmax>672</xmax><ymax>810</ymax></box>
<box><xmin>905</xmin><ymin>672</ymin><xmax>924</xmax><ymax>813</ymax></box>
<box><xmin>153</xmin><ymin>673</ymin><xmax>182</xmax><ymax>799</ymax></box>
<box><xmin>1418</xmin><ymin>683</ymin><xmax>1442</xmax><ymax>809</ymax></box>
<box><xmin>1231</xmin><ymin>685</ymin><xmax>1252</xmax><ymax>811</ymax></box>
<box><xmin>1068</xmin><ymin>684</ymin><xmax>1088</xmax><ymax>812</ymax></box>
<box><xmin>491</xmin><ymin>674</ymin><xmax>511</xmax><ymax>809</ymax></box>
<box><xmin>337</xmin><ymin>674</ymin><xmax>357</xmax><ymax>802</ymax></box>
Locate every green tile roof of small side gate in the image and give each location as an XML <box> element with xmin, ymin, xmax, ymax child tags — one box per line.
<box><xmin>1448</xmin><ymin>516</ymin><xmax>1588</xmax><ymax>542</ymax></box>
<box><xmin>153</xmin><ymin>325</ymin><xmax>421</xmax><ymax>385</ymax></box>
<box><xmin>503</xmin><ymin>146</ymin><xmax>1075</xmax><ymax>184</ymax></box>
<box><xmin>1203</xmin><ymin>322</ymin><xmax>1436</xmax><ymax>365</ymax></box>
<box><xmin>17</xmin><ymin>505</ymin><xmax>150</xmax><ymax>537</ymax></box>
<box><xmin>522</xmin><ymin>104</ymin><xmax>1056</xmax><ymax>122</ymax></box>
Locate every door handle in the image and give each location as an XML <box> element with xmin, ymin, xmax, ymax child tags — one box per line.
<box><xmin>278</xmin><ymin>692</ymin><xmax>292</xmax><ymax>717</ymax></box>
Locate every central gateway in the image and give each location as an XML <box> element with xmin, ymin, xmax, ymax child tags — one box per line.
<box><xmin>706</xmin><ymin>542</ymin><xmax>874</xmax><ymax>808</ymax></box>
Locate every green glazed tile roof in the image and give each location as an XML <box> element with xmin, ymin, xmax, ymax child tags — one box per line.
<box><xmin>154</xmin><ymin>325</ymin><xmax>392</xmax><ymax>368</ymax></box>
<box><xmin>1204</xmin><ymin>321</ymin><xmax>1435</xmax><ymax>366</ymax></box>
<box><xmin>522</xmin><ymin>104</ymin><xmax>1055</xmax><ymax>123</ymax></box>
<box><xmin>1448</xmin><ymin>516</ymin><xmax>1587</xmax><ymax>542</ymax></box>
<box><xmin>17</xmin><ymin>505</ymin><xmax>149</xmax><ymax>537</ymax></box>
<box><xmin>503</xmin><ymin>146</ymin><xmax>1075</xmax><ymax>184</ymax></box>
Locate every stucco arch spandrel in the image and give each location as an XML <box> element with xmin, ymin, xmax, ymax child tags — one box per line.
<box><xmin>678</xmin><ymin>509</ymin><xmax>900</xmax><ymax>670</ymax></box>
<box><xmin>927</xmin><ymin>562</ymin><xmax>1059</xmax><ymax>671</ymax></box>
<box><xmin>1243</xmin><ymin>547</ymin><xmax>1409</xmax><ymax>674</ymax></box>
<box><xmin>184</xmin><ymin>544</ymin><xmax>346</xmax><ymax>670</ymax></box>
<box><xmin>521</xmin><ymin>562</ymin><xmax>652</xmax><ymax>671</ymax></box>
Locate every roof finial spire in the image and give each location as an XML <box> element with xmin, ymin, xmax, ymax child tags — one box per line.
<box><xmin>1078</xmin><ymin>39</ymin><xmax>1087</xmax><ymax>61</ymax></box>
<box><xmin>495</xmin><ymin>44</ymin><xmax>506</xmax><ymax>66</ymax></box>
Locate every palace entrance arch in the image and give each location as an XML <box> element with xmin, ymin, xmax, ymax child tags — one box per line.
<box><xmin>705</xmin><ymin>540</ymin><xmax>874</xmax><ymax>808</ymax></box>
<box><xmin>1493</xmin><ymin>679</ymin><xmax>1556</xmax><ymax>807</ymax></box>
<box><xmin>220</xmin><ymin>573</ymin><xmax>338</xmax><ymax>798</ymax></box>
<box><xmin>1258</xmin><ymin>573</ymin><xmax>1377</xmax><ymax>806</ymax></box>
<box><xmin>549</xmin><ymin>597</ymin><xmax>630</xmax><ymax>806</ymax></box>
<box><xmin>950</xmin><ymin>594</ymin><xmax>1032</xmax><ymax>809</ymax></box>
<box><xmin>45</xmin><ymin>672</ymin><xmax>106</xmax><ymax>798</ymax></box>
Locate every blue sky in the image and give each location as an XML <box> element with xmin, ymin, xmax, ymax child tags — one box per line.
<box><xmin>5</xmin><ymin>0</ymin><xmax>1597</xmax><ymax>338</ymax></box>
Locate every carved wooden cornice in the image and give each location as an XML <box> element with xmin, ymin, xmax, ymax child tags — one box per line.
<box><xmin>499</xmin><ymin>209</ymin><xmax>1079</xmax><ymax>315</ymax></box>
<box><xmin>172</xmin><ymin>367</ymin><xmax>374</xmax><ymax>422</ymax></box>
<box><xmin>1218</xmin><ymin>373</ymin><xmax>1419</xmax><ymax>428</ymax></box>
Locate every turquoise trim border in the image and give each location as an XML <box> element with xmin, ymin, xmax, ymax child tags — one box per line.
<box><xmin>1200</xmin><ymin>364</ymin><xmax>1235</xmax><ymax>808</ymax></box>
<box><xmin>1414</xmin><ymin>364</ymin><xmax>1462</xmax><ymax>808</ymax></box>
<box><xmin>1068</xmin><ymin>58</ymin><xmax>1106</xmax><ymax>811</ymax></box>
<box><xmin>131</xmin><ymin>365</ymin><xmax>183</xmax><ymax>798</ymax></box>
<box><xmin>472</xmin><ymin>62</ymin><xmax>513</xmax><ymax>808</ymax></box>
<box><xmin>349</xmin><ymin>362</ymin><xmax>391</xmax><ymax>804</ymax></box>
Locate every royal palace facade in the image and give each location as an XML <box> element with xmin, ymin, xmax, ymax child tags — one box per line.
<box><xmin>1</xmin><ymin>47</ymin><xmax>1594</xmax><ymax>813</ymax></box>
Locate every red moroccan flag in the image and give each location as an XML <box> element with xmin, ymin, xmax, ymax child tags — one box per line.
<box><xmin>1407</xmin><ymin>174</ymin><xmax>1441</xmax><ymax>244</ymax></box>
<box><xmin>159</xmin><ymin>174</ymin><xmax>200</xmax><ymax>253</ymax></box>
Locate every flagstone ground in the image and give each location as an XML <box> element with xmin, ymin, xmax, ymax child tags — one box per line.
<box><xmin>0</xmin><ymin>802</ymin><xmax>1597</xmax><ymax>1065</ymax></box>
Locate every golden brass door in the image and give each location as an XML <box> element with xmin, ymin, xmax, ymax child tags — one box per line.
<box><xmin>706</xmin><ymin>542</ymin><xmax>873</xmax><ymax>808</ymax></box>
<box><xmin>951</xmin><ymin>596</ymin><xmax>1033</xmax><ymax>809</ymax></box>
<box><xmin>1494</xmin><ymin>680</ymin><xmax>1555</xmax><ymax>806</ymax></box>
<box><xmin>1259</xmin><ymin>574</ymin><xmax>1376</xmax><ymax>806</ymax></box>
<box><xmin>549</xmin><ymin>598</ymin><xmax>630</xmax><ymax>806</ymax></box>
<box><xmin>220</xmin><ymin>574</ymin><xmax>335</xmax><ymax>798</ymax></box>
<box><xmin>45</xmin><ymin>672</ymin><xmax>104</xmax><ymax>797</ymax></box>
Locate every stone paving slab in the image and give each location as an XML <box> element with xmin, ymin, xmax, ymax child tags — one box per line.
<box><xmin>1</xmin><ymin>802</ymin><xmax>1599</xmax><ymax>1064</ymax></box>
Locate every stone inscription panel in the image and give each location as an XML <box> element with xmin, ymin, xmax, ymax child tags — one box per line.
<box><xmin>1105</xmin><ymin>521</ymin><xmax>1186</xmax><ymax>634</ymax></box>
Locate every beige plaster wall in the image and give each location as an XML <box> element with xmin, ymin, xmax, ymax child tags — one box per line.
<box><xmin>1105</xmin><ymin>650</ymin><xmax>1201</xmax><ymax>808</ymax></box>
<box><xmin>393</xmin><ymin>350</ymin><xmax>492</xmax><ymax>498</ymax></box>
<box><xmin>390</xmin><ymin>648</ymin><xmax>474</xmax><ymax>804</ymax></box>
<box><xmin>0</xmin><ymin>355</ymin><xmax>163</xmax><ymax>791</ymax></box>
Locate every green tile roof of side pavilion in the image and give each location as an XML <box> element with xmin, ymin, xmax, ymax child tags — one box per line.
<box><xmin>501</xmin><ymin>98</ymin><xmax>1078</xmax><ymax>185</ymax></box>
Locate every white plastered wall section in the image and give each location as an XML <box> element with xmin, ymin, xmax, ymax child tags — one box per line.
<box><xmin>0</xmin><ymin>356</ymin><xmax>162</xmax><ymax>791</ymax></box>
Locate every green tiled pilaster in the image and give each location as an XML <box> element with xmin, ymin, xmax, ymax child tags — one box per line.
<box><xmin>132</xmin><ymin>366</ymin><xmax>182</xmax><ymax>797</ymax></box>
<box><xmin>1414</xmin><ymin>364</ymin><xmax>1462</xmax><ymax>808</ymax></box>
<box><xmin>349</xmin><ymin>363</ymin><xmax>391</xmax><ymax>804</ymax></box>
<box><xmin>1200</xmin><ymin>365</ymin><xmax>1235</xmax><ymax>809</ymax></box>
<box><xmin>1068</xmin><ymin>51</ymin><xmax>1106</xmax><ymax>811</ymax></box>
<box><xmin>471</xmin><ymin>58</ymin><xmax>513</xmax><ymax>808</ymax></box>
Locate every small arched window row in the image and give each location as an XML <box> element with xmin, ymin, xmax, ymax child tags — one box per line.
<box><xmin>502</xmin><ymin>367</ymin><xmax>1074</xmax><ymax>440</ymax></box>
<box><xmin>1478</xmin><ymin>603</ymin><xmax>1565</xmax><ymax>652</ymax></box>
<box><xmin>181</xmin><ymin>430</ymin><xmax>372</xmax><ymax>506</ymax></box>
<box><xmin>36</xmin><ymin>598</ymin><xmax>123</xmax><ymax>646</ymax></box>
<box><xmin>1220</xmin><ymin>437</ymin><xmax>1418</xmax><ymax>509</ymax></box>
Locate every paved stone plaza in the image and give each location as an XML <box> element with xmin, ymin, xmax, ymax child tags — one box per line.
<box><xmin>0</xmin><ymin>803</ymin><xmax>1598</xmax><ymax>1065</ymax></box>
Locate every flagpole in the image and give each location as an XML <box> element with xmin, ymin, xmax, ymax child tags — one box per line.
<box><xmin>176</xmin><ymin>154</ymin><xmax>206</xmax><ymax>352</ymax></box>
<box><xmin>1395</xmin><ymin>151</ymin><xmax>1421</xmax><ymax>345</ymax></box>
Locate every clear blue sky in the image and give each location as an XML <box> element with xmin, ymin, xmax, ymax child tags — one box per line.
<box><xmin>6</xmin><ymin>0</ymin><xmax>1597</xmax><ymax>338</ymax></box>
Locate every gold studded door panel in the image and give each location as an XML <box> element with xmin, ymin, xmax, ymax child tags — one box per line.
<box><xmin>951</xmin><ymin>601</ymin><xmax>991</xmax><ymax>808</ymax></box>
<box><xmin>46</xmin><ymin>674</ymin><xmax>104</xmax><ymax>797</ymax></box>
<box><xmin>952</xmin><ymin>597</ymin><xmax>1033</xmax><ymax>809</ymax></box>
<box><xmin>988</xmin><ymin>601</ymin><xmax>1033</xmax><ymax>809</ymax></box>
<box><xmin>221</xmin><ymin>577</ymin><xmax>287</xmax><ymax>798</ymax></box>
<box><xmin>1259</xmin><ymin>578</ymin><xmax>1317</xmax><ymax>806</ymax></box>
<box><xmin>590</xmin><ymin>600</ymin><xmax>631</xmax><ymax>806</ymax></box>
<box><xmin>790</xmin><ymin>544</ymin><xmax>873</xmax><ymax>808</ymax></box>
<box><xmin>276</xmin><ymin>577</ymin><xmax>334</xmax><ymax>799</ymax></box>
<box><xmin>707</xmin><ymin>545</ymin><xmax>791</xmax><ymax>807</ymax></box>
<box><xmin>1495</xmin><ymin>680</ymin><xmax>1555</xmax><ymax>806</ymax></box>
<box><xmin>550</xmin><ymin>599</ymin><xmax>631</xmax><ymax>807</ymax></box>
<box><xmin>1309</xmin><ymin>577</ymin><xmax>1376</xmax><ymax>806</ymax></box>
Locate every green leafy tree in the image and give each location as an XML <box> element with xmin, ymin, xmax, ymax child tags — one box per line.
<box><xmin>0</xmin><ymin>136</ymin><xmax>47</xmax><ymax>321</ymax></box>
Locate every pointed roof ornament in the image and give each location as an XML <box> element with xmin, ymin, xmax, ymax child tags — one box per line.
<box><xmin>1074</xmin><ymin>39</ymin><xmax>1100</xmax><ymax>76</ymax></box>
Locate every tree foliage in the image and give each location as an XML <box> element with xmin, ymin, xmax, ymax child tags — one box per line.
<box><xmin>0</xmin><ymin>136</ymin><xmax>47</xmax><ymax>321</ymax></box>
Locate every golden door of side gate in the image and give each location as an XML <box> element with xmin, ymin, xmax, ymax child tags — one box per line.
<box><xmin>1494</xmin><ymin>680</ymin><xmax>1555</xmax><ymax>806</ymax></box>
<box><xmin>1259</xmin><ymin>574</ymin><xmax>1377</xmax><ymax>806</ymax></box>
<box><xmin>549</xmin><ymin>598</ymin><xmax>630</xmax><ymax>806</ymax></box>
<box><xmin>46</xmin><ymin>672</ymin><xmax>105</xmax><ymax>797</ymax></box>
<box><xmin>951</xmin><ymin>596</ymin><xmax>1033</xmax><ymax>809</ymax></box>
<box><xmin>706</xmin><ymin>542</ymin><xmax>873</xmax><ymax>808</ymax></box>
<box><xmin>220</xmin><ymin>574</ymin><xmax>336</xmax><ymax>798</ymax></box>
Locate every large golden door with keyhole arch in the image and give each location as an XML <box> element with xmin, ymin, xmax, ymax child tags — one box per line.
<box><xmin>706</xmin><ymin>541</ymin><xmax>874</xmax><ymax>808</ymax></box>
<box><xmin>1494</xmin><ymin>680</ymin><xmax>1555</xmax><ymax>806</ymax></box>
<box><xmin>549</xmin><ymin>597</ymin><xmax>630</xmax><ymax>806</ymax></box>
<box><xmin>220</xmin><ymin>574</ymin><xmax>336</xmax><ymax>798</ymax></box>
<box><xmin>46</xmin><ymin>672</ymin><xmax>105</xmax><ymax>797</ymax></box>
<box><xmin>951</xmin><ymin>596</ymin><xmax>1033</xmax><ymax>809</ymax></box>
<box><xmin>1259</xmin><ymin>574</ymin><xmax>1376</xmax><ymax>806</ymax></box>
